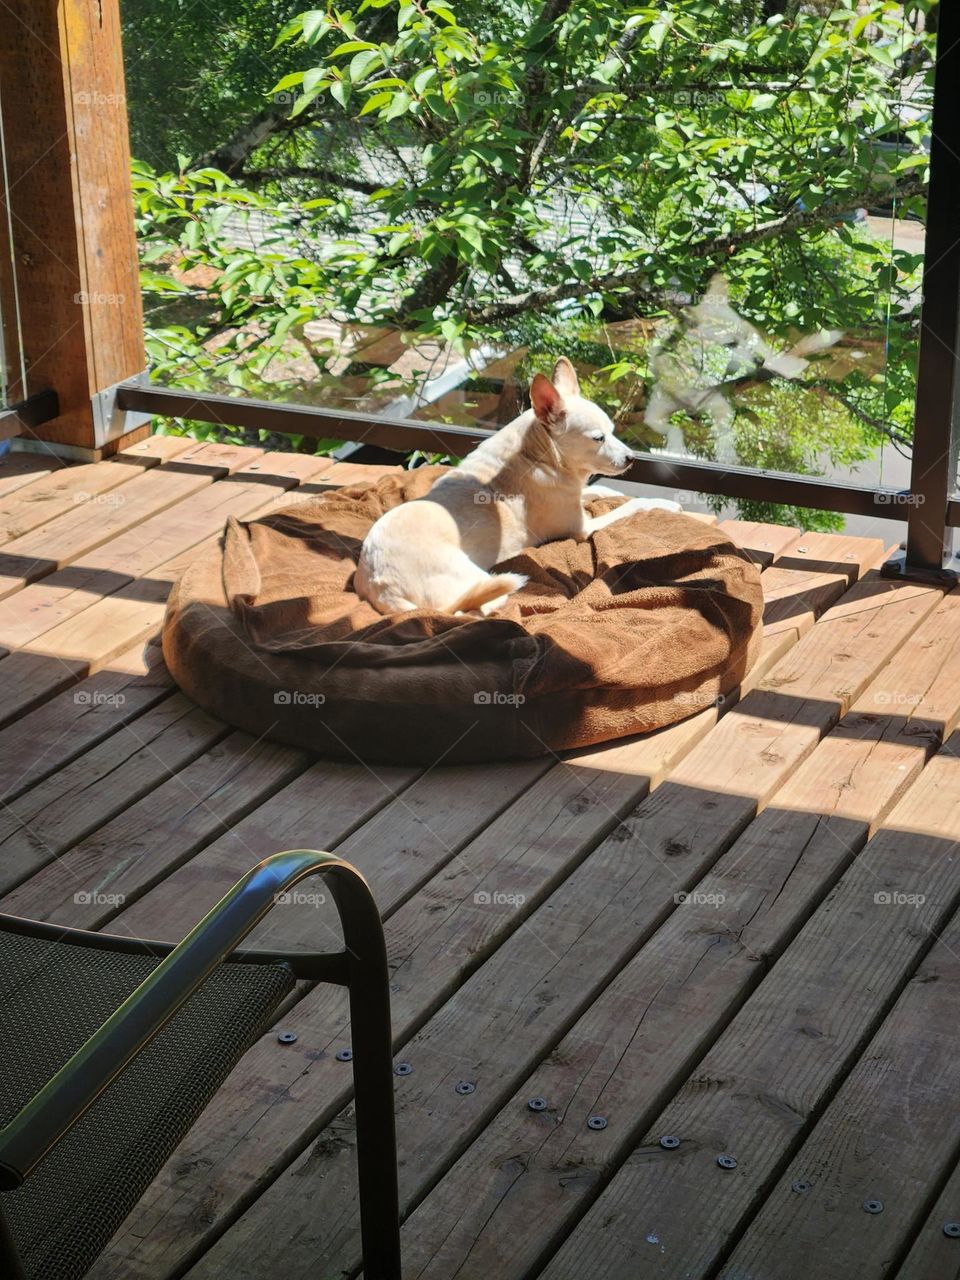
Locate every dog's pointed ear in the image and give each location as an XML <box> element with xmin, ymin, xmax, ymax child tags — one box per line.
<box><xmin>531</xmin><ymin>373</ymin><xmax>565</xmax><ymax>426</ymax></box>
<box><xmin>552</xmin><ymin>356</ymin><xmax>580</xmax><ymax>398</ymax></box>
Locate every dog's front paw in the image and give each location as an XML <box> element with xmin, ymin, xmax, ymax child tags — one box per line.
<box><xmin>621</xmin><ymin>496</ymin><xmax>683</xmax><ymax>515</ymax></box>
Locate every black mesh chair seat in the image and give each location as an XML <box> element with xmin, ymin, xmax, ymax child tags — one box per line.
<box><xmin>0</xmin><ymin>850</ymin><xmax>400</xmax><ymax>1280</ymax></box>
<box><xmin>0</xmin><ymin>929</ymin><xmax>294</xmax><ymax>1280</ymax></box>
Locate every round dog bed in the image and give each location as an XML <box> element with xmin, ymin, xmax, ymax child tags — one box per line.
<box><xmin>162</xmin><ymin>466</ymin><xmax>764</xmax><ymax>764</ymax></box>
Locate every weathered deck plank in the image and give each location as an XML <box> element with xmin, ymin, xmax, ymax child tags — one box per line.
<box><xmin>537</xmin><ymin>729</ymin><xmax>960</xmax><ymax>1280</ymax></box>
<box><xmin>718</xmin><ymin>906</ymin><xmax>960</xmax><ymax>1280</ymax></box>
<box><xmin>5</xmin><ymin>449</ymin><xmax>954</xmax><ymax>1280</ymax></box>
<box><xmin>893</xmin><ymin>1155</ymin><xmax>960</xmax><ymax>1278</ymax></box>
<box><xmin>758</xmin><ymin>529</ymin><xmax>883</xmax><ymax>643</ymax></box>
<box><xmin>715</xmin><ymin>520</ymin><xmax>800</xmax><ymax>568</ymax></box>
<box><xmin>0</xmin><ymin>450</ymin><xmax>333</xmax><ymax>653</ymax></box>
<box><xmin>0</xmin><ymin>693</ymin><xmax>231</xmax><ymax>896</ymax></box>
<box><xmin>0</xmin><ymin>437</ymin><xmax>226</xmax><ymax>597</ymax></box>
<box><xmin>0</xmin><ymin>726</ymin><xmax>312</xmax><ymax>926</ymax></box>
<box><xmin>0</xmin><ymin>450</ymin><xmax>67</xmax><ymax>500</ymax></box>
<box><xmin>96</xmin><ymin>535</ymin><xmax>887</xmax><ymax>1279</ymax></box>
<box><xmin>0</xmin><ymin>641</ymin><xmax>173</xmax><ymax>804</ymax></box>
<box><xmin>388</xmin><ymin>583</ymin><xmax>960</xmax><ymax>1280</ymax></box>
<box><xmin>0</xmin><ymin>436</ymin><xmax>185</xmax><ymax>543</ymax></box>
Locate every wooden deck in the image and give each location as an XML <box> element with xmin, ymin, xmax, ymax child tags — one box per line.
<box><xmin>2</xmin><ymin>437</ymin><xmax>959</xmax><ymax>1280</ymax></box>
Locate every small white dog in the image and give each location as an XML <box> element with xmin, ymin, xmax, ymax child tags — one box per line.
<box><xmin>355</xmin><ymin>357</ymin><xmax>679</xmax><ymax>616</ymax></box>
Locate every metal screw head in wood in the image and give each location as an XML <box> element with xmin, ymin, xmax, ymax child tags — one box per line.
<box><xmin>587</xmin><ymin>1116</ymin><xmax>608</xmax><ymax>1131</ymax></box>
<box><xmin>276</xmin><ymin>1031</ymin><xmax>298</xmax><ymax>1045</ymax></box>
<box><xmin>717</xmin><ymin>1154</ymin><xmax>738</xmax><ymax>1170</ymax></box>
<box><xmin>394</xmin><ymin>1061</ymin><xmax>413</xmax><ymax>1076</ymax></box>
<box><xmin>863</xmin><ymin>1199</ymin><xmax>884</xmax><ymax>1214</ymax></box>
<box><xmin>659</xmin><ymin>1135</ymin><xmax>681</xmax><ymax>1150</ymax></box>
<box><xmin>335</xmin><ymin>1048</ymin><xmax>353</xmax><ymax>1062</ymax></box>
<box><xmin>527</xmin><ymin>1097</ymin><xmax>548</xmax><ymax>1112</ymax></box>
<box><xmin>791</xmin><ymin>1180</ymin><xmax>812</xmax><ymax>1193</ymax></box>
<box><xmin>943</xmin><ymin>1222</ymin><xmax>960</xmax><ymax>1238</ymax></box>
<box><xmin>455</xmin><ymin>1081</ymin><xmax>476</xmax><ymax>1095</ymax></box>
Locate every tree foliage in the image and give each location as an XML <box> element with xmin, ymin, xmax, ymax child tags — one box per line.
<box><xmin>128</xmin><ymin>0</ymin><xmax>936</xmax><ymax>524</ymax></box>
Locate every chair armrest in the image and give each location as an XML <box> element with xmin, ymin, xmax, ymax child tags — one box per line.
<box><xmin>0</xmin><ymin>849</ymin><xmax>384</xmax><ymax>1190</ymax></box>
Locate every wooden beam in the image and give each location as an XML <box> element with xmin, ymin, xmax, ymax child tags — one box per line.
<box><xmin>0</xmin><ymin>0</ymin><xmax>146</xmax><ymax>454</ymax></box>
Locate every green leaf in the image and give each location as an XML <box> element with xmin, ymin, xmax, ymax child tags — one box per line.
<box><xmin>302</xmin><ymin>67</ymin><xmax>326</xmax><ymax>94</ymax></box>
<box><xmin>383</xmin><ymin>90</ymin><xmax>412</xmax><ymax>121</ymax></box>
<box><xmin>458</xmin><ymin>225</ymin><xmax>484</xmax><ymax>252</ymax></box>
<box><xmin>426</xmin><ymin>2</ymin><xmax>458</xmax><ymax>23</ymax></box>
<box><xmin>302</xmin><ymin>11</ymin><xmax>329</xmax><ymax>44</ymax></box>
<box><xmin>330</xmin><ymin>79</ymin><xmax>350</xmax><ymax>110</ymax></box>
<box><xmin>412</xmin><ymin>66</ymin><xmax>438</xmax><ymax>95</ymax></box>
<box><xmin>892</xmin><ymin>153</ymin><xmax>929</xmax><ymax>173</ymax></box>
<box><xmin>272</xmin><ymin>15</ymin><xmax>304</xmax><ymax>49</ymax></box>
<box><xmin>270</xmin><ymin>71</ymin><xmax>306</xmax><ymax>94</ymax></box>
<box><xmin>329</xmin><ymin>40</ymin><xmax>378</xmax><ymax>56</ymax></box>
<box><xmin>290</xmin><ymin>90</ymin><xmax>317</xmax><ymax>118</ymax></box>
<box><xmin>350</xmin><ymin>50</ymin><xmax>383</xmax><ymax>82</ymax></box>
<box><xmin>359</xmin><ymin>90</ymin><xmax>393</xmax><ymax>115</ymax></box>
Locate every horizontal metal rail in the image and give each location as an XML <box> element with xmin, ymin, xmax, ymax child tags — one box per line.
<box><xmin>617</xmin><ymin>453</ymin><xmax>922</xmax><ymax>522</ymax></box>
<box><xmin>116</xmin><ymin>381</ymin><xmax>490</xmax><ymax>454</ymax></box>
<box><xmin>0</xmin><ymin>388</ymin><xmax>59</xmax><ymax>443</ymax></box>
<box><xmin>117</xmin><ymin>379</ymin><xmax>943</xmax><ymax>522</ymax></box>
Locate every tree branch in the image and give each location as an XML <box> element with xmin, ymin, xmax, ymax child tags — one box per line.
<box><xmin>520</xmin><ymin>0</ymin><xmax>576</xmax><ymax>187</ymax></box>
<box><xmin>805</xmin><ymin>380</ymin><xmax>913</xmax><ymax>454</ymax></box>
<box><xmin>463</xmin><ymin>180</ymin><xmax>924</xmax><ymax>323</ymax></box>
<box><xmin>195</xmin><ymin>104</ymin><xmax>298</xmax><ymax>175</ymax></box>
<box><xmin>240</xmin><ymin>165</ymin><xmax>382</xmax><ymax>195</ymax></box>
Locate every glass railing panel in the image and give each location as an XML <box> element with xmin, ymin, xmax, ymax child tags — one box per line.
<box><xmin>120</xmin><ymin>0</ymin><xmax>937</xmax><ymax>529</ymax></box>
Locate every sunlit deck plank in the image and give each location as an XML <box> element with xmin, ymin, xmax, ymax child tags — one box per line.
<box><xmin>103</xmin><ymin>533</ymin><xmax>888</xmax><ymax>1279</ymax></box>
<box><xmin>6</xmin><ymin>452</ymin><xmax>952</xmax><ymax>1280</ymax></box>
<box><xmin>0</xmin><ymin>436</ymin><xmax>193</xmax><ymax>549</ymax></box>
<box><xmin>539</xmin><ymin>733</ymin><xmax>960</xmax><ymax>1280</ymax></box>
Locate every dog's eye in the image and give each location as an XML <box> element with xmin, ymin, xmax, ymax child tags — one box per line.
<box><xmin>590</xmin><ymin>431</ymin><xmax>606</xmax><ymax>442</ymax></box>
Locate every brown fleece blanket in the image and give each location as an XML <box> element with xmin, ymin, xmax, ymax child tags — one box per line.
<box><xmin>162</xmin><ymin>465</ymin><xmax>764</xmax><ymax>763</ymax></box>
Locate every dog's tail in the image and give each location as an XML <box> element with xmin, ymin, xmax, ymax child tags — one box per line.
<box><xmin>450</xmin><ymin>572</ymin><xmax>528</xmax><ymax>615</ymax></box>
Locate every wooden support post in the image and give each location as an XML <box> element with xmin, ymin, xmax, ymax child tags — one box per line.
<box><xmin>0</xmin><ymin>0</ymin><xmax>149</xmax><ymax>456</ymax></box>
<box><xmin>884</xmin><ymin>1</ymin><xmax>960</xmax><ymax>581</ymax></box>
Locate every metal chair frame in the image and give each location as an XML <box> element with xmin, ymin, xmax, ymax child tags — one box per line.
<box><xmin>0</xmin><ymin>849</ymin><xmax>401</xmax><ymax>1280</ymax></box>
